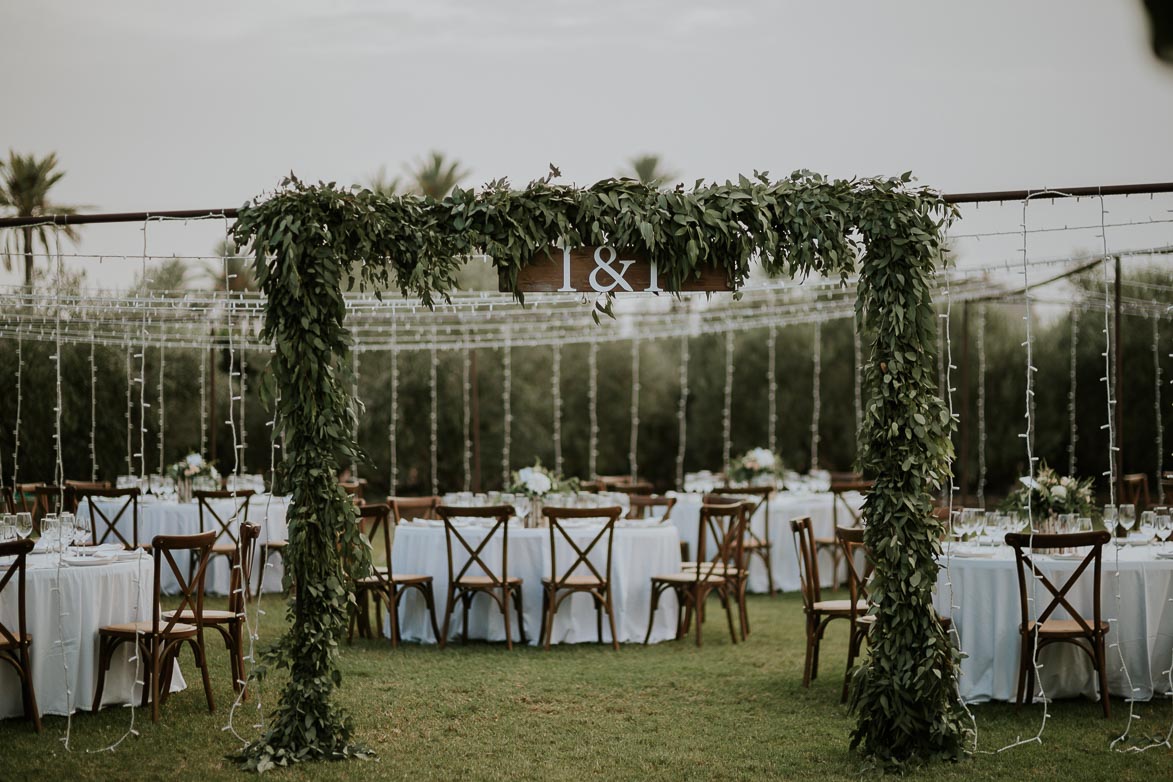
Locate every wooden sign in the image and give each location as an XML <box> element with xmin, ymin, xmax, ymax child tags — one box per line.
<box><xmin>504</xmin><ymin>246</ymin><xmax>731</xmax><ymax>294</ymax></box>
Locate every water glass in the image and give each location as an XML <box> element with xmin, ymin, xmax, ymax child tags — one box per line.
<box><xmin>1156</xmin><ymin>513</ymin><xmax>1172</xmax><ymax>546</ymax></box>
<box><xmin>73</xmin><ymin>514</ymin><xmax>92</xmax><ymax>546</ymax></box>
<box><xmin>1103</xmin><ymin>505</ymin><xmax>1119</xmax><ymax>535</ymax></box>
<box><xmin>1139</xmin><ymin>511</ymin><xmax>1157</xmax><ymax>541</ymax></box>
<box><xmin>0</xmin><ymin>516</ymin><xmax>13</xmax><ymax>542</ymax></box>
<box><xmin>40</xmin><ymin>515</ymin><xmax>60</xmax><ymax>552</ymax></box>
<box><xmin>15</xmin><ymin>512</ymin><xmax>32</xmax><ymax>540</ymax></box>
<box><xmin>1119</xmin><ymin>504</ymin><xmax>1137</xmax><ymax>534</ymax></box>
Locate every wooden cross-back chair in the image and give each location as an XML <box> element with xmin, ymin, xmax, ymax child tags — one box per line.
<box><xmin>791</xmin><ymin>516</ymin><xmax>860</xmax><ymax>688</ymax></box>
<box><xmin>1004</xmin><ymin>529</ymin><xmax>1112</xmax><ymax>718</ymax></box>
<box><xmin>539</xmin><ymin>505</ymin><xmax>624</xmax><ymax>650</ymax></box>
<box><xmin>714</xmin><ymin>485</ymin><xmax>776</xmax><ymax>596</ymax></box>
<box><xmin>32</xmin><ymin>485</ymin><xmax>66</xmax><ymax>525</ymax></box>
<box><xmin>646</xmin><ymin>502</ymin><xmax>743</xmax><ymax>647</ymax></box>
<box><xmin>63</xmin><ymin>480</ymin><xmax>111</xmax><ymax>513</ymax></box>
<box><xmin>436</xmin><ymin>504</ymin><xmax>526</xmax><ymax>650</ymax></box>
<box><xmin>681</xmin><ymin>496</ymin><xmax>752</xmax><ymax>639</ymax></box>
<box><xmin>609</xmin><ymin>482</ymin><xmax>655</xmax><ymax>496</ymax></box>
<box><xmin>11</xmin><ymin>484</ymin><xmax>39</xmax><ymax>519</ymax></box>
<box><xmin>595</xmin><ymin>475</ymin><xmax>634</xmax><ymax>492</ymax></box>
<box><xmin>835</xmin><ymin>526</ymin><xmax>875</xmax><ymax>703</ymax></box>
<box><xmin>77</xmin><ymin>487</ymin><xmax>140</xmax><ymax>549</ymax></box>
<box><xmin>814</xmin><ymin>479</ymin><xmax>873</xmax><ymax>589</ymax></box>
<box><xmin>164</xmin><ymin>522</ymin><xmax>260</xmax><ymax>698</ymax></box>
<box><xmin>626</xmin><ymin>494</ymin><xmax>676</xmax><ymax>520</ymax></box>
<box><xmin>0</xmin><ymin>538</ymin><xmax>41</xmax><ymax>732</ymax></box>
<box><xmin>351</xmin><ymin>502</ymin><xmax>441</xmax><ymax>647</ymax></box>
<box><xmin>1121</xmin><ymin>473</ymin><xmax>1151</xmax><ymax>511</ymax></box>
<box><xmin>193</xmin><ymin>489</ymin><xmax>255</xmax><ymax>575</ymax></box>
<box><xmin>93</xmin><ymin>531</ymin><xmax>217</xmax><ymax>722</ymax></box>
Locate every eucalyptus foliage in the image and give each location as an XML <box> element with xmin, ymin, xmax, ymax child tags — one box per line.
<box><xmin>232</xmin><ymin>169</ymin><xmax>963</xmax><ymax>771</ymax></box>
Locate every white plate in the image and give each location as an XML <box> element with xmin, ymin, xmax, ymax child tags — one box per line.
<box><xmin>1045</xmin><ymin>552</ymin><xmax>1087</xmax><ymax>561</ymax></box>
<box><xmin>1155</xmin><ymin>551</ymin><xmax>1173</xmax><ymax>560</ymax></box>
<box><xmin>943</xmin><ymin>548</ymin><xmax>995</xmax><ymax>559</ymax></box>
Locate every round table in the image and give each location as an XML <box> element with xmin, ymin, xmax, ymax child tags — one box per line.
<box><xmin>389</xmin><ymin>521</ymin><xmax>682</xmax><ymax>645</ymax></box>
<box><xmin>668</xmin><ymin>491</ymin><xmax>865</xmax><ymax>593</ymax></box>
<box><xmin>0</xmin><ymin>548</ymin><xmax>186</xmax><ymax>720</ymax></box>
<box><xmin>81</xmin><ymin>495</ymin><xmax>290</xmax><ymax>594</ymax></box>
<box><xmin>934</xmin><ymin>542</ymin><xmax>1173</xmax><ymax>703</ymax></box>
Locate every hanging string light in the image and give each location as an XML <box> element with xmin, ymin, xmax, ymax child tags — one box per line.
<box><xmin>853</xmin><ymin>313</ymin><xmax>864</xmax><ymax>441</ymax></box>
<box><xmin>199</xmin><ymin>347</ymin><xmax>208</xmax><ymax>457</ymax></box>
<box><xmin>976</xmin><ymin>305</ymin><xmax>988</xmax><ymax>508</ymax></box>
<box><xmin>429</xmin><ymin>335</ymin><xmax>439</xmax><ymax>495</ymax></box>
<box><xmin>551</xmin><ymin>344</ymin><xmax>563</xmax><ymax>476</ymax></box>
<box><xmin>629</xmin><ymin>337</ymin><xmax>640</xmax><ymax>482</ymax></box>
<box><xmin>1154</xmin><ymin>314</ymin><xmax>1164</xmax><ymax>504</ymax></box>
<box><xmin>810</xmin><ymin>321</ymin><xmax>822</xmax><ymax>471</ymax></box>
<box><xmin>462</xmin><ymin>337</ymin><xmax>472</xmax><ymax>492</ymax></box>
<box><xmin>588</xmin><ymin>338</ymin><xmax>598</xmax><ymax>480</ymax></box>
<box><xmin>767</xmin><ymin>324</ymin><xmax>778</xmax><ymax>456</ymax></box>
<box><xmin>238</xmin><ymin>347</ymin><xmax>247</xmax><ymax>475</ymax></box>
<box><xmin>156</xmin><ymin>345</ymin><xmax>165</xmax><ymax>477</ymax></box>
<box><xmin>675</xmin><ymin>334</ymin><xmax>690</xmax><ymax>491</ymax></box>
<box><xmin>936</xmin><ymin>316</ymin><xmax>946</xmax><ymax>398</ymax></box>
<box><xmin>89</xmin><ymin>337</ymin><xmax>98</xmax><ymax>481</ymax></box>
<box><xmin>501</xmin><ymin>327</ymin><xmax>512</xmax><ymax>487</ymax></box>
<box><xmin>389</xmin><ymin>325</ymin><xmax>399</xmax><ymax>494</ymax></box>
<box><xmin>124</xmin><ymin>344</ymin><xmax>133</xmax><ymax>477</ymax></box>
<box><xmin>350</xmin><ymin>350</ymin><xmax>360</xmax><ymax>479</ymax></box>
<box><xmin>10</xmin><ymin>331</ymin><xmax>22</xmax><ymax>486</ymax></box>
<box><xmin>722</xmin><ymin>328</ymin><xmax>734</xmax><ymax>475</ymax></box>
<box><xmin>1068</xmin><ymin>307</ymin><xmax>1080</xmax><ymax>476</ymax></box>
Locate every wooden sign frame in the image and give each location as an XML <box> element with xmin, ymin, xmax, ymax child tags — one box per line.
<box><xmin>503</xmin><ymin>245</ymin><xmax>730</xmax><ymax>294</ymax></box>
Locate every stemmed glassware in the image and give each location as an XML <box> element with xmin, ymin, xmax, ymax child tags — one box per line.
<box><xmin>40</xmin><ymin>514</ymin><xmax>60</xmax><ymax>553</ymax></box>
<box><xmin>73</xmin><ymin>513</ymin><xmax>93</xmax><ymax>547</ymax></box>
<box><xmin>0</xmin><ymin>515</ymin><xmax>14</xmax><ymax>542</ymax></box>
<box><xmin>1119</xmin><ymin>504</ymin><xmax>1137</xmax><ymax>537</ymax></box>
<box><xmin>15</xmin><ymin>512</ymin><xmax>32</xmax><ymax>540</ymax></box>
<box><xmin>1139</xmin><ymin>511</ymin><xmax>1157</xmax><ymax>542</ymax></box>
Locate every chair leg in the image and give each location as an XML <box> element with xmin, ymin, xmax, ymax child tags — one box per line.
<box><xmin>461</xmin><ymin>592</ymin><xmax>471</xmax><ymax>646</ymax></box>
<box><xmin>737</xmin><ymin>578</ymin><xmax>749</xmax><ymax>640</ymax></box>
<box><xmin>387</xmin><ymin>586</ymin><xmax>399</xmax><ymax>649</ymax></box>
<box><xmin>540</xmin><ymin>588</ymin><xmax>551</xmax><ymax>650</ymax></box>
<box><xmin>1015</xmin><ymin>632</ymin><xmax>1029</xmax><ymax>710</ymax></box>
<box><xmin>606</xmin><ymin>591</ymin><xmax>620</xmax><ymax>651</ymax></box>
<box><xmin>842</xmin><ymin>625</ymin><xmax>862</xmax><ymax>704</ymax></box>
<box><xmin>150</xmin><ymin>647</ymin><xmax>162</xmax><ymax>723</ymax></box>
<box><xmin>1097</xmin><ymin>636</ymin><xmax>1111</xmax><ymax>719</ymax></box>
<box><xmin>762</xmin><ymin>548</ymin><xmax>776</xmax><ymax>597</ymax></box>
<box><xmin>719</xmin><ymin>587</ymin><xmax>738</xmax><ymax>644</ymax></box>
<box><xmin>502</xmin><ymin>588</ymin><xmax>514</xmax><ymax>651</ymax></box>
<box><xmin>20</xmin><ymin>645</ymin><xmax>41</xmax><ymax>732</ymax></box>
<box><xmin>92</xmin><ymin>635</ymin><xmax>112</xmax><ymax>712</ymax></box>
<box><xmin>514</xmin><ymin>586</ymin><xmax>527</xmax><ymax>645</ymax></box>
<box><xmin>439</xmin><ymin>587</ymin><xmax>456</xmax><ymax>650</ymax></box>
<box><xmin>421</xmin><ymin>583</ymin><xmax>442</xmax><ymax>645</ymax></box>
<box><xmin>195</xmin><ymin>630</ymin><xmax>215</xmax><ymax>713</ymax></box>
<box><xmin>644</xmin><ymin>583</ymin><xmax>662</xmax><ymax>645</ymax></box>
<box><xmin>596</xmin><ymin>592</ymin><xmax>604</xmax><ymax>645</ymax></box>
<box><xmin>801</xmin><ymin>616</ymin><xmax>815</xmax><ymax>688</ymax></box>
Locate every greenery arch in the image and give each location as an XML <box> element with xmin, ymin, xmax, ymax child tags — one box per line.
<box><xmin>231</xmin><ymin>169</ymin><xmax>966</xmax><ymax>771</ymax></box>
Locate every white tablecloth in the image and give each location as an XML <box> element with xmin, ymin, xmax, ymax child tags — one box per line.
<box><xmin>668</xmin><ymin>491</ymin><xmax>865</xmax><ymax>593</ymax></box>
<box><xmin>0</xmin><ymin>550</ymin><xmax>186</xmax><ymax>719</ymax></box>
<box><xmin>80</xmin><ymin>495</ymin><xmax>290</xmax><ymax>594</ymax></box>
<box><xmin>389</xmin><ymin>521</ymin><xmax>682</xmax><ymax>645</ymax></box>
<box><xmin>934</xmin><ymin>544</ymin><xmax>1173</xmax><ymax>703</ymax></box>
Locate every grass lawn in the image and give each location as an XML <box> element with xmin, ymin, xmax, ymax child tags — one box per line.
<box><xmin>1</xmin><ymin>591</ymin><xmax>1170</xmax><ymax>780</ymax></box>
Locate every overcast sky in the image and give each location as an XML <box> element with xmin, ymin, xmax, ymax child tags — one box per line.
<box><xmin>2</xmin><ymin>1</ymin><xmax>1171</xmax><ymax>285</ymax></box>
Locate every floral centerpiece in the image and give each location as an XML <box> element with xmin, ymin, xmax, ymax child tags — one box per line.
<box><xmin>727</xmin><ymin>447</ymin><xmax>784</xmax><ymax>487</ymax></box>
<box><xmin>506</xmin><ymin>460</ymin><xmax>577</xmax><ymax>498</ymax></box>
<box><xmin>1000</xmin><ymin>464</ymin><xmax>1095</xmax><ymax>520</ymax></box>
<box><xmin>167</xmin><ymin>453</ymin><xmax>221</xmax><ymax>499</ymax></box>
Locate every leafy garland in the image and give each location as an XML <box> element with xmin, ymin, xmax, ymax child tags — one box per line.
<box><xmin>231</xmin><ymin>169</ymin><xmax>962</xmax><ymax>771</ymax></box>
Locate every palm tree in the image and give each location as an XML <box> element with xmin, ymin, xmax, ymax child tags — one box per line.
<box><xmin>409</xmin><ymin>151</ymin><xmax>469</xmax><ymax>199</ymax></box>
<box><xmin>367</xmin><ymin>166</ymin><xmax>402</xmax><ymax>197</ymax></box>
<box><xmin>623</xmin><ymin>154</ymin><xmax>679</xmax><ymax>189</ymax></box>
<box><xmin>206</xmin><ymin>239</ymin><xmax>257</xmax><ymax>292</ymax></box>
<box><xmin>0</xmin><ymin>151</ymin><xmax>80</xmax><ymax>289</ymax></box>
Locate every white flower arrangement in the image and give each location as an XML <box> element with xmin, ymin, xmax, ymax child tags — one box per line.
<box><xmin>727</xmin><ymin>447</ymin><xmax>784</xmax><ymax>485</ymax></box>
<box><xmin>506</xmin><ymin>460</ymin><xmax>576</xmax><ymax>498</ymax></box>
<box><xmin>1002</xmin><ymin>464</ymin><xmax>1094</xmax><ymax>519</ymax></box>
<box><xmin>167</xmin><ymin>452</ymin><xmax>221</xmax><ymax>486</ymax></box>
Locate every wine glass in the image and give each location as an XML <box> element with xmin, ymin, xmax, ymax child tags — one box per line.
<box><xmin>1103</xmin><ymin>505</ymin><xmax>1119</xmax><ymax>537</ymax></box>
<box><xmin>0</xmin><ymin>516</ymin><xmax>13</xmax><ymax>542</ymax></box>
<box><xmin>1119</xmin><ymin>504</ymin><xmax>1137</xmax><ymax>537</ymax></box>
<box><xmin>58</xmin><ymin>512</ymin><xmax>76</xmax><ymax>548</ymax></box>
<box><xmin>40</xmin><ymin>515</ymin><xmax>60</xmax><ymax>552</ymax></box>
<box><xmin>73</xmin><ymin>513</ymin><xmax>93</xmax><ymax>547</ymax></box>
<box><xmin>1139</xmin><ymin>511</ymin><xmax>1157</xmax><ymax>542</ymax></box>
<box><xmin>15</xmin><ymin>512</ymin><xmax>32</xmax><ymax>540</ymax></box>
<box><xmin>1156</xmin><ymin>512</ymin><xmax>1172</xmax><ymax>549</ymax></box>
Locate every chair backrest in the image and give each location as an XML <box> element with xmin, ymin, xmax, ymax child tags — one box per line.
<box><xmin>150</xmin><ymin>531</ymin><xmax>216</xmax><ymax>636</ymax></box>
<box><xmin>542</xmin><ymin>505</ymin><xmax>623</xmax><ymax>588</ymax></box>
<box><xmin>1004</xmin><ymin>530</ymin><xmax>1110</xmax><ymax>636</ymax></box>
<box><xmin>830</xmin><ymin>480</ymin><xmax>872</xmax><ymax>529</ymax></box>
<box><xmin>790</xmin><ymin>516</ymin><xmax>822</xmax><ymax>610</ymax></box>
<box><xmin>626</xmin><ymin>494</ymin><xmax>677</xmax><ymax>520</ymax></box>
<box><xmin>436</xmin><ymin>504</ymin><xmax>514</xmax><ymax>589</ymax></box>
<box><xmin>228</xmin><ymin>522</ymin><xmax>261</xmax><ymax>615</ymax></box>
<box><xmin>1</xmin><ymin>485</ymin><xmax>12</xmax><ymax>515</ymax></box>
<box><xmin>389</xmin><ymin>496</ymin><xmax>441</xmax><ymax>524</ymax></box>
<box><xmin>0</xmin><ymin>538</ymin><xmax>34</xmax><ymax>650</ymax></box>
<box><xmin>33</xmin><ymin>484</ymin><xmax>66</xmax><ymax>524</ymax></box>
<box><xmin>613</xmin><ymin>482</ymin><xmax>654</xmax><ymax>496</ymax></box>
<box><xmin>835</xmin><ymin>526</ymin><xmax>871</xmax><ymax>620</ymax></box>
<box><xmin>696</xmin><ymin>501</ymin><xmax>748</xmax><ymax>580</ymax></box>
<box><xmin>713</xmin><ymin>487</ymin><xmax>772</xmax><ymax>545</ymax></box>
<box><xmin>194</xmin><ymin>489</ymin><xmax>255</xmax><ymax>546</ymax></box>
<box><xmin>359</xmin><ymin>503</ymin><xmax>395</xmax><ymax>585</ymax></box>
<box><xmin>78</xmin><ymin>487</ymin><xmax>140</xmax><ymax>548</ymax></box>
<box><xmin>64</xmin><ymin>480</ymin><xmax>112</xmax><ymax>513</ymax></box>
<box><xmin>12</xmin><ymin>484</ymin><xmax>38</xmax><ymax>517</ymax></box>
<box><xmin>1122</xmin><ymin>473</ymin><xmax>1150</xmax><ymax>510</ymax></box>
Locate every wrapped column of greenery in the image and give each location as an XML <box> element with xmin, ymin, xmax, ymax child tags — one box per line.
<box><xmin>231</xmin><ymin>170</ymin><xmax>964</xmax><ymax>771</ymax></box>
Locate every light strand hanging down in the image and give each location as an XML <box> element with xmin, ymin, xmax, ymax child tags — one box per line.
<box><xmin>389</xmin><ymin>322</ymin><xmax>399</xmax><ymax>494</ymax></box>
<box><xmin>629</xmin><ymin>338</ymin><xmax>640</xmax><ymax>482</ymax></box>
<box><xmin>675</xmin><ymin>334</ymin><xmax>690</xmax><ymax>491</ymax></box>
<box><xmin>429</xmin><ymin>336</ymin><xmax>439</xmax><ymax>496</ymax></box>
<box><xmin>137</xmin><ymin>269</ymin><xmax>149</xmax><ymax>480</ymax></box>
<box><xmin>1068</xmin><ymin>307</ymin><xmax>1080</xmax><ymax>476</ymax></box>
<box><xmin>552</xmin><ymin>344</ymin><xmax>563</xmax><ymax>476</ymax></box>
<box><xmin>976</xmin><ymin>305</ymin><xmax>988</xmax><ymax>508</ymax></box>
<box><xmin>501</xmin><ymin>327</ymin><xmax>512</xmax><ymax>488</ymax></box>
<box><xmin>350</xmin><ymin>350</ymin><xmax>360</xmax><ymax>478</ymax></box>
<box><xmin>936</xmin><ymin>317</ymin><xmax>946</xmax><ymax>398</ymax></box>
<box><xmin>588</xmin><ymin>338</ymin><xmax>598</xmax><ymax>480</ymax></box>
<box><xmin>124</xmin><ymin>344</ymin><xmax>133</xmax><ymax>477</ymax></box>
<box><xmin>1154</xmin><ymin>314</ymin><xmax>1164</xmax><ymax>504</ymax></box>
<box><xmin>8</xmin><ymin>330</ymin><xmax>21</xmax><ymax>486</ymax></box>
<box><xmin>461</xmin><ymin>339</ymin><xmax>472</xmax><ymax>493</ymax></box>
<box><xmin>89</xmin><ymin>337</ymin><xmax>98</xmax><ymax>480</ymax></box>
<box><xmin>810</xmin><ymin>321</ymin><xmax>822</xmax><ymax>471</ymax></box>
<box><xmin>853</xmin><ymin>312</ymin><xmax>864</xmax><ymax>440</ymax></box>
<box><xmin>156</xmin><ymin>345</ymin><xmax>165</xmax><ymax>477</ymax></box>
<box><xmin>767</xmin><ymin>324</ymin><xmax>778</xmax><ymax>456</ymax></box>
<box><xmin>722</xmin><ymin>328</ymin><xmax>734</xmax><ymax>476</ymax></box>
<box><xmin>238</xmin><ymin>348</ymin><xmax>247</xmax><ymax>475</ymax></box>
<box><xmin>199</xmin><ymin>343</ymin><xmax>208</xmax><ymax>457</ymax></box>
